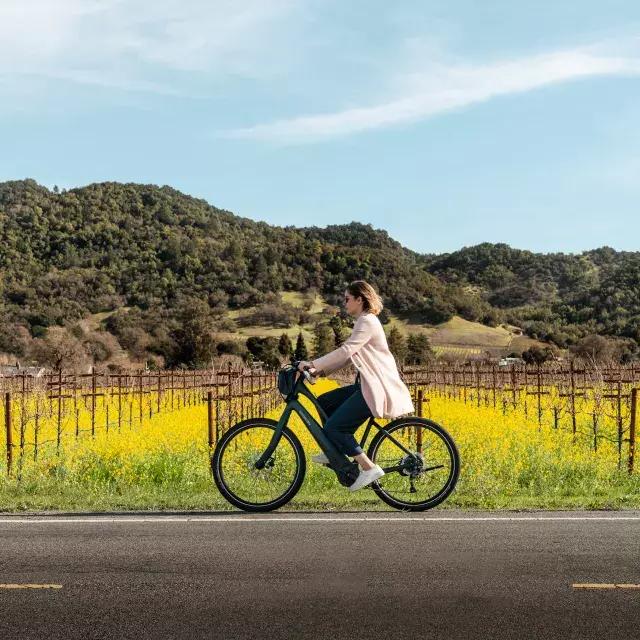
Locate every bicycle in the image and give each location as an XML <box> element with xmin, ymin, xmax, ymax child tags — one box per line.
<box><xmin>211</xmin><ymin>359</ymin><xmax>460</xmax><ymax>512</ymax></box>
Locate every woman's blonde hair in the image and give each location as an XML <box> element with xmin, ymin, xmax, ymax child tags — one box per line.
<box><xmin>346</xmin><ymin>280</ymin><xmax>384</xmax><ymax>315</ymax></box>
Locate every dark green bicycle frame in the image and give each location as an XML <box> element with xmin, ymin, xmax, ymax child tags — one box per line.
<box><xmin>254</xmin><ymin>374</ymin><xmax>419</xmax><ymax>482</ymax></box>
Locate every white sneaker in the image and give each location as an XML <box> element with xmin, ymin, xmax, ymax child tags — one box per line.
<box><xmin>348</xmin><ymin>465</ymin><xmax>385</xmax><ymax>492</ymax></box>
<box><xmin>311</xmin><ymin>452</ymin><xmax>330</xmax><ymax>465</ymax></box>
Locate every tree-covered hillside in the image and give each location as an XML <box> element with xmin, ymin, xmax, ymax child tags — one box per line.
<box><xmin>0</xmin><ymin>179</ymin><xmax>489</xmax><ymax>328</ymax></box>
<box><xmin>1</xmin><ymin>180</ymin><xmax>638</xmax><ymax>368</ymax></box>
<box><xmin>423</xmin><ymin>243</ymin><xmax>640</xmax><ymax>347</ymax></box>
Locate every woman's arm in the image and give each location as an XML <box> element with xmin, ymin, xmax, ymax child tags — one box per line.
<box><xmin>311</xmin><ymin>316</ymin><xmax>373</xmax><ymax>376</ymax></box>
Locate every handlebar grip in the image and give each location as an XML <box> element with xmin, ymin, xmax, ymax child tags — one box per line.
<box><xmin>302</xmin><ymin>369</ymin><xmax>317</xmax><ymax>384</ymax></box>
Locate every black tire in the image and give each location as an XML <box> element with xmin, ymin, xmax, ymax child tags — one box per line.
<box><xmin>367</xmin><ymin>417</ymin><xmax>460</xmax><ymax>512</ymax></box>
<box><xmin>212</xmin><ymin>418</ymin><xmax>306</xmax><ymax>513</ymax></box>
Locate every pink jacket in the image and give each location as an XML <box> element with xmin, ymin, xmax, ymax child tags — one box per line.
<box><xmin>311</xmin><ymin>312</ymin><xmax>415</xmax><ymax>419</ymax></box>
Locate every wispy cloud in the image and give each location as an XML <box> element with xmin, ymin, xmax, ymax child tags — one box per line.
<box><xmin>0</xmin><ymin>0</ymin><xmax>301</xmax><ymax>95</ymax></box>
<box><xmin>225</xmin><ymin>42</ymin><xmax>640</xmax><ymax>143</ymax></box>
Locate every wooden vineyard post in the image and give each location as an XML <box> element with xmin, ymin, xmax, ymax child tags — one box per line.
<box><xmin>74</xmin><ymin>374</ymin><xmax>79</xmax><ymax>439</ymax></box>
<box><xmin>629</xmin><ymin>388</ymin><xmax>638</xmax><ymax>475</ymax></box>
<box><xmin>5</xmin><ymin>392</ymin><xmax>12</xmax><ymax>476</ymax></box>
<box><xmin>56</xmin><ymin>369</ymin><xmax>63</xmax><ymax>452</ymax></box>
<box><xmin>452</xmin><ymin>367</ymin><xmax>458</xmax><ymax>401</ymax></box>
<box><xmin>526</xmin><ymin>364</ymin><xmax>550</xmax><ymax>429</ymax></box>
<box><xmin>227</xmin><ymin>362</ymin><xmax>233</xmax><ymax>432</ymax></box>
<box><xmin>207</xmin><ymin>391</ymin><xmax>214</xmax><ymax>449</ymax></box>
<box><xmin>91</xmin><ymin>366</ymin><xmax>97</xmax><ymax>439</ymax></box>
<box><xmin>617</xmin><ymin>369</ymin><xmax>623</xmax><ymax>465</ymax></box>
<box><xmin>492</xmin><ymin>364</ymin><xmax>497</xmax><ymax>409</ymax></box>
<box><xmin>250</xmin><ymin>370</ymin><xmax>255</xmax><ymax>417</ymax></box>
<box><xmin>570</xmin><ymin>360</ymin><xmax>577</xmax><ymax>441</ymax></box>
<box><xmin>215</xmin><ymin>374</ymin><xmax>221</xmax><ymax>443</ymax></box>
<box><xmin>536</xmin><ymin>364</ymin><xmax>542</xmax><ymax>425</ymax></box>
<box><xmin>416</xmin><ymin>388</ymin><xmax>423</xmax><ymax>453</ymax></box>
<box><xmin>462</xmin><ymin>367</ymin><xmax>467</xmax><ymax>404</ymax></box>
<box><xmin>117</xmin><ymin>373</ymin><xmax>122</xmax><ymax>433</ymax></box>
<box><xmin>33</xmin><ymin>391</ymin><xmax>39</xmax><ymax>462</ymax></box>
<box><xmin>82</xmin><ymin>367</ymin><xmax>105</xmax><ymax>439</ymax></box>
<box><xmin>138</xmin><ymin>371</ymin><xmax>143</xmax><ymax>425</ymax></box>
<box><xmin>18</xmin><ymin>375</ymin><xmax>25</xmax><ymax>473</ymax></box>
<box><xmin>103</xmin><ymin>372</ymin><xmax>109</xmax><ymax>435</ymax></box>
<box><xmin>240</xmin><ymin>369</ymin><xmax>245</xmax><ymax>421</ymax></box>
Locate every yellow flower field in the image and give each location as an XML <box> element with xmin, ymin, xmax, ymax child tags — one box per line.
<box><xmin>1</xmin><ymin>376</ymin><xmax>639</xmax><ymax>511</ymax></box>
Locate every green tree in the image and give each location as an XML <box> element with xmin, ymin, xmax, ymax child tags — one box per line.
<box><xmin>312</xmin><ymin>323</ymin><xmax>334</xmax><ymax>358</ymax></box>
<box><xmin>328</xmin><ymin>315</ymin><xmax>345</xmax><ymax>347</ymax></box>
<box><xmin>294</xmin><ymin>332</ymin><xmax>309</xmax><ymax>361</ymax></box>
<box><xmin>406</xmin><ymin>332</ymin><xmax>435</xmax><ymax>365</ymax></box>
<box><xmin>522</xmin><ymin>345</ymin><xmax>557</xmax><ymax>365</ymax></box>
<box><xmin>278</xmin><ymin>332</ymin><xmax>293</xmax><ymax>358</ymax></box>
<box><xmin>170</xmin><ymin>298</ymin><xmax>217</xmax><ymax>368</ymax></box>
<box><xmin>245</xmin><ymin>336</ymin><xmax>281</xmax><ymax>369</ymax></box>
<box><xmin>386</xmin><ymin>325</ymin><xmax>408</xmax><ymax>365</ymax></box>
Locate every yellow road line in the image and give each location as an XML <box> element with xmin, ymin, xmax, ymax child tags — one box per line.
<box><xmin>573</xmin><ymin>583</ymin><xmax>640</xmax><ymax>589</ymax></box>
<box><xmin>0</xmin><ymin>584</ymin><xmax>62</xmax><ymax>589</ymax></box>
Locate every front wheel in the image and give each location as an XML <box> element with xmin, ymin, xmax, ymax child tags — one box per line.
<box><xmin>367</xmin><ymin>417</ymin><xmax>460</xmax><ymax>511</ymax></box>
<box><xmin>211</xmin><ymin>418</ymin><xmax>306</xmax><ymax>512</ymax></box>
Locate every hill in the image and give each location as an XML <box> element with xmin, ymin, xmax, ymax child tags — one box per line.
<box><xmin>0</xmin><ymin>179</ymin><xmax>638</xmax><ymax>368</ymax></box>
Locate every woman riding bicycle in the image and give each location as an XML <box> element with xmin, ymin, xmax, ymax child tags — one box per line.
<box><xmin>297</xmin><ymin>280</ymin><xmax>415</xmax><ymax>491</ymax></box>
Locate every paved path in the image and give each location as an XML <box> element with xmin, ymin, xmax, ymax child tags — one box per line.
<box><xmin>1</xmin><ymin>510</ymin><xmax>639</xmax><ymax>639</ymax></box>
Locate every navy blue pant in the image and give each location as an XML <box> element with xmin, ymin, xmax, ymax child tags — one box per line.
<box><xmin>316</xmin><ymin>381</ymin><xmax>373</xmax><ymax>457</ymax></box>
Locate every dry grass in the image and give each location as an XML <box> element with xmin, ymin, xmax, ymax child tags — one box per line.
<box><xmin>220</xmin><ymin>293</ymin><xmax>551</xmax><ymax>358</ymax></box>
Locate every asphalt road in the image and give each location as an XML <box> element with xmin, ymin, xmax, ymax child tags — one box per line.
<box><xmin>1</xmin><ymin>510</ymin><xmax>639</xmax><ymax>639</ymax></box>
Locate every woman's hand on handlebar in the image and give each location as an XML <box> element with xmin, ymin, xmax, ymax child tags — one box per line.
<box><xmin>296</xmin><ymin>360</ymin><xmax>317</xmax><ymax>375</ymax></box>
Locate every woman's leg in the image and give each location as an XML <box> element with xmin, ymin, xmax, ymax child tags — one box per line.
<box><xmin>323</xmin><ymin>387</ymin><xmax>376</xmax><ymax>469</ymax></box>
<box><xmin>316</xmin><ymin>384</ymin><xmax>359</xmax><ymax>422</ymax></box>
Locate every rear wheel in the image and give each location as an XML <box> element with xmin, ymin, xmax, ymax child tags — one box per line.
<box><xmin>367</xmin><ymin>417</ymin><xmax>459</xmax><ymax>511</ymax></box>
<box><xmin>212</xmin><ymin>418</ymin><xmax>306</xmax><ymax>512</ymax></box>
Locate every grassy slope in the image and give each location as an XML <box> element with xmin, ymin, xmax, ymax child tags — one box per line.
<box><xmin>221</xmin><ymin>292</ymin><xmax>551</xmax><ymax>358</ymax></box>
<box><xmin>2</xmin><ymin>292</ymin><xmax>552</xmax><ymax>368</ymax></box>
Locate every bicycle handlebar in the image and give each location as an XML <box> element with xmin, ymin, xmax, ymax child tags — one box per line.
<box><xmin>302</xmin><ymin>368</ymin><xmax>317</xmax><ymax>384</ymax></box>
<box><xmin>290</xmin><ymin>359</ymin><xmax>319</xmax><ymax>384</ymax></box>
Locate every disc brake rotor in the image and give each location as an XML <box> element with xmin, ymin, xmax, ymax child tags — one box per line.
<box><xmin>398</xmin><ymin>452</ymin><xmax>425</xmax><ymax>478</ymax></box>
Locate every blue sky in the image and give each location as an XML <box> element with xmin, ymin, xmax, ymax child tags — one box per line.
<box><xmin>1</xmin><ymin>1</ymin><xmax>639</xmax><ymax>254</ymax></box>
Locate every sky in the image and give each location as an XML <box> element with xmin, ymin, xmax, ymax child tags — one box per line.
<box><xmin>1</xmin><ymin>0</ymin><xmax>639</xmax><ymax>255</ymax></box>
